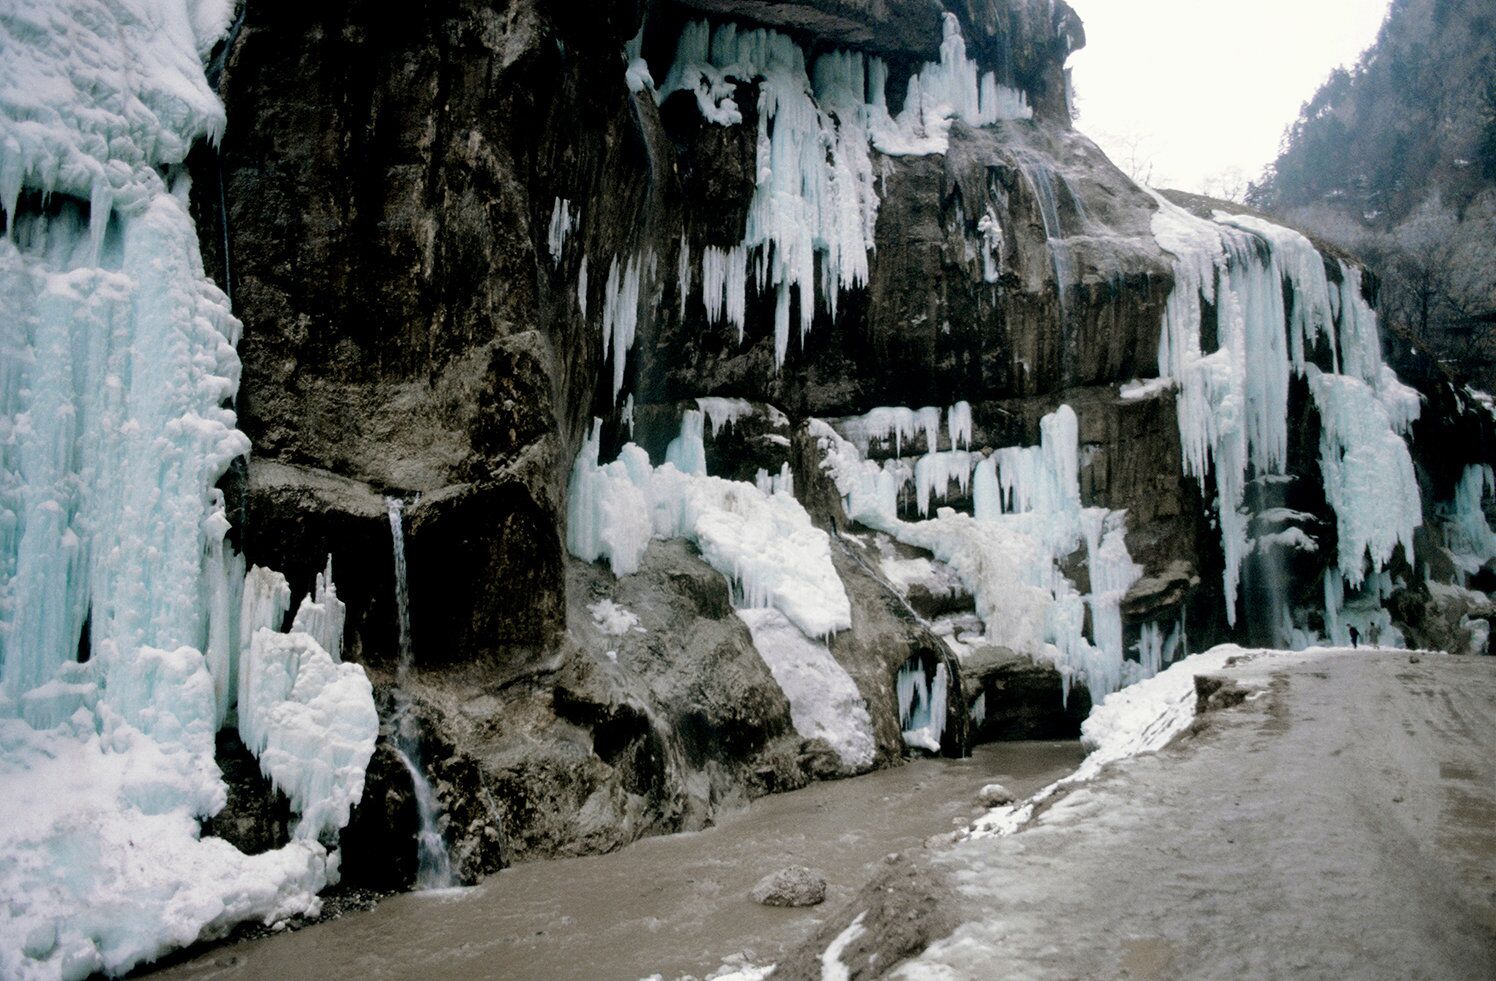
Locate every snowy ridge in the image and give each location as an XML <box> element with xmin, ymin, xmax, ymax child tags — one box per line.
<box><xmin>967</xmin><ymin>645</ymin><xmax>1280</xmax><ymax>838</ymax></box>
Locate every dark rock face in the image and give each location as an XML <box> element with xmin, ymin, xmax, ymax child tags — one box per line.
<box><xmin>398</xmin><ymin>540</ymin><xmax>813</xmax><ymax>863</ymax></box>
<box><xmin>672</xmin><ymin>0</ymin><xmax>946</xmax><ymax>60</ymax></box>
<box><xmin>962</xmin><ymin>646</ymin><xmax>1091</xmax><ymax>741</ymax></box>
<box><xmin>340</xmin><ymin>691</ymin><xmax>507</xmax><ymax>889</ymax></box>
<box><xmin>201</xmin><ymin>0</ymin><xmax>572</xmax><ymax>673</ymax></box>
<box><xmin>201</xmin><ymin>731</ymin><xmax>292</xmax><ymax>855</ymax></box>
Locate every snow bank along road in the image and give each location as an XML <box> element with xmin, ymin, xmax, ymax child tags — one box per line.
<box><xmin>790</xmin><ymin>648</ymin><xmax>1496</xmax><ymax>980</ymax></box>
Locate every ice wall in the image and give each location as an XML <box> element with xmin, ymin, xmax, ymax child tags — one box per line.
<box><xmin>1146</xmin><ymin>194</ymin><xmax>1424</xmax><ymax>628</ymax></box>
<box><xmin>0</xmin><ymin>4</ymin><xmax>377</xmax><ymax>975</ymax></box>
<box><xmin>1440</xmin><ymin>464</ymin><xmax>1496</xmax><ymax>581</ymax></box>
<box><xmin>816</xmin><ymin>405</ymin><xmax>1145</xmax><ymax>704</ymax></box>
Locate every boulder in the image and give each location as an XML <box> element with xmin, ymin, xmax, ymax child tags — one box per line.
<box><xmin>977</xmin><ymin>782</ymin><xmax>1015</xmax><ymax>807</ymax></box>
<box><xmin>751</xmin><ymin>866</ymin><xmax>828</xmax><ymax>907</ymax></box>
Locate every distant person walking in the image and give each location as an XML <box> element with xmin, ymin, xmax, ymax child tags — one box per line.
<box><xmin>1348</xmin><ymin>625</ymin><xmax>1360</xmax><ymax>648</ymax></box>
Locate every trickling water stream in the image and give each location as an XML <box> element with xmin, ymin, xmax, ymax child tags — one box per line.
<box><xmin>1012</xmin><ymin>151</ymin><xmax>1077</xmax><ymax>309</ymax></box>
<box><xmin>386</xmin><ymin>496</ymin><xmax>457</xmax><ymax>890</ymax></box>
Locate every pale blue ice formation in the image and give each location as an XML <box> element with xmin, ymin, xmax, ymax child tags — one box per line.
<box><xmin>896</xmin><ymin>655</ymin><xmax>949</xmax><ymax>753</ymax></box>
<box><xmin>1149</xmin><ymin>194</ymin><xmax>1424</xmax><ymax>629</ymax></box>
<box><xmin>0</xmin><ymin>4</ymin><xmax>377</xmax><ymax>976</ymax></box>
<box><xmin>816</xmin><ymin>405</ymin><xmax>1144</xmax><ymax>705</ymax></box>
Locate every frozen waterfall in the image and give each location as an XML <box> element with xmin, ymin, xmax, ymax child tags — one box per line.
<box><xmin>1148</xmin><ymin>193</ymin><xmax>1423</xmax><ymax>633</ymax></box>
<box><xmin>0</xmin><ymin>4</ymin><xmax>377</xmax><ymax>976</ymax></box>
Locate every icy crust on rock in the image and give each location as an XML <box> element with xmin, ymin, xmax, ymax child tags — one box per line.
<box><xmin>656</xmin><ymin>15</ymin><xmax>1027</xmax><ymax>368</ymax></box>
<box><xmin>1439</xmin><ymin>464</ymin><xmax>1496</xmax><ymax>581</ymax></box>
<box><xmin>588</xmin><ymin>599</ymin><xmax>643</xmax><ymax>637</ymax></box>
<box><xmin>736</xmin><ymin>608</ymin><xmax>875</xmax><ymax>769</ymax></box>
<box><xmin>0</xmin><ymin>0</ymin><xmax>233</xmax><ymax>224</ymax></box>
<box><xmin>0</xmin><ymin>6</ymin><xmax>378</xmax><ymax>975</ymax></box>
<box><xmin>567</xmin><ymin>416</ymin><xmax>851</xmax><ymax>638</ymax></box>
<box><xmin>815</xmin><ymin>406</ymin><xmax>1145</xmax><ymax>705</ymax></box>
<box><xmin>1147</xmin><ymin>194</ymin><xmax>1423</xmax><ymax>623</ymax></box>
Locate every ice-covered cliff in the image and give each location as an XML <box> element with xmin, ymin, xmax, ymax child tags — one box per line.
<box><xmin>0</xmin><ymin>3</ymin><xmax>378</xmax><ymax>976</ymax></box>
<box><xmin>2</xmin><ymin>0</ymin><xmax>1494</xmax><ymax>974</ymax></box>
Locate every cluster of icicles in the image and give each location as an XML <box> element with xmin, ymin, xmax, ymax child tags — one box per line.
<box><xmin>549</xmin><ymin>13</ymin><xmax>1035</xmax><ymax>408</ymax></box>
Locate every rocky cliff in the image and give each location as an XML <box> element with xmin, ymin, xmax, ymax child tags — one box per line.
<box><xmin>190</xmin><ymin>0</ymin><xmax>1496</xmax><ymax>883</ymax></box>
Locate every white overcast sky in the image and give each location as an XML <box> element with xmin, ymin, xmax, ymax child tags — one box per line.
<box><xmin>1065</xmin><ymin>0</ymin><xmax>1393</xmax><ymax>194</ymax></box>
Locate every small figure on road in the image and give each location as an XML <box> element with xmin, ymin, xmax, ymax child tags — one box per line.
<box><xmin>1348</xmin><ymin>625</ymin><xmax>1360</xmax><ymax>648</ymax></box>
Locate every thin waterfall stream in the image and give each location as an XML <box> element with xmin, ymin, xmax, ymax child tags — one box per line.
<box><xmin>386</xmin><ymin>496</ymin><xmax>457</xmax><ymax>890</ymax></box>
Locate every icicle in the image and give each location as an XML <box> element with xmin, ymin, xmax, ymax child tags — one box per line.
<box><xmin>677</xmin><ymin>234</ymin><xmax>691</xmax><ymax>317</ymax></box>
<box><xmin>577</xmin><ymin>254</ymin><xmax>589</xmax><ymax>319</ymax></box>
<box><xmin>601</xmin><ymin>254</ymin><xmax>645</xmax><ymax>401</ymax></box>
<box><xmin>547</xmin><ymin>198</ymin><xmax>577</xmax><ymax>265</ymax></box>
<box><xmin>290</xmin><ymin>555</ymin><xmax>346</xmax><ymax>663</ymax></box>
<box><xmin>947</xmin><ymin>400</ymin><xmax>973</xmax><ymax>451</ymax></box>
<box><xmin>664</xmin><ymin>409</ymin><xmax>708</xmax><ymax>476</ymax></box>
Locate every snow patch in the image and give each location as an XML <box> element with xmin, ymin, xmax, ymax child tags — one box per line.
<box><xmin>567</xmin><ymin>419</ymin><xmax>851</xmax><ymax>639</ymax></box>
<box><xmin>588</xmin><ymin>599</ymin><xmax>643</xmax><ymax>637</ymax></box>
<box><xmin>737</xmin><ymin>608</ymin><xmax>875</xmax><ymax>769</ymax></box>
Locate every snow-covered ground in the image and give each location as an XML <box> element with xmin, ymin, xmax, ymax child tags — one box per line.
<box><xmin>813</xmin><ymin>647</ymin><xmax>1496</xmax><ymax>979</ymax></box>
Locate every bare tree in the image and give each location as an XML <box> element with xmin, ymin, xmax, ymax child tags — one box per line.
<box><xmin>1104</xmin><ymin>132</ymin><xmax>1157</xmax><ymax>188</ymax></box>
<box><xmin>1202</xmin><ymin>166</ymin><xmax>1249</xmax><ymax>204</ymax></box>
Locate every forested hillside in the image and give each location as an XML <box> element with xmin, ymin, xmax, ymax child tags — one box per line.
<box><xmin>1249</xmin><ymin>0</ymin><xmax>1496</xmax><ymax>383</ymax></box>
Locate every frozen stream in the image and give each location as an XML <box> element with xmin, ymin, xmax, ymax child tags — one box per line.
<box><xmin>153</xmin><ymin>742</ymin><xmax>1084</xmax><ymax>980</ymax></box>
